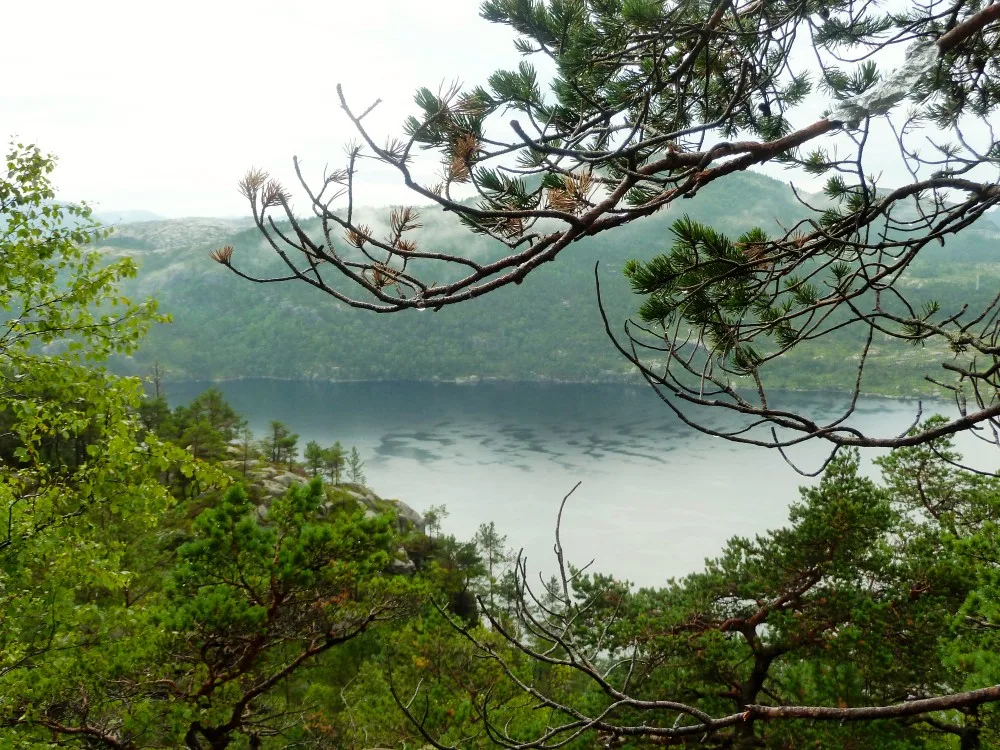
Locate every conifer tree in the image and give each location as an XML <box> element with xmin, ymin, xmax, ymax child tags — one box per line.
<box><xmin>238</xmin><ymin>424</ymin><xmax>256</xmax><ymax>476</ymax></box>
<box><xmin>261</xmin><ymin>420</ymin><xmax>298</xmax><ymax>466</ymax></box>
<box><xmin>304</xmin><ymin>440</ymin><xmax>325</xmax><ymax>477</ymax></box>
<box><xmin>474</xmin><ymin>521</ymin><xmax>510</xmax><ymax>611</ymax></box>
<box><xmin>323</xmin><ymin>441</ymin><xmax>346</xmax><ymax>484</ymax></box>
<box><xmin>347</xmin><ymin>446</ymin><xmax>366</xmax><ymax>485</ymax></box>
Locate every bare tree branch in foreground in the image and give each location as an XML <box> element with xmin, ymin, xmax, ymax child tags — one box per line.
<box><xmin>391</xmin><ymin>478</ymin><xmax>1000</xmax><ymax>747</ymax></box>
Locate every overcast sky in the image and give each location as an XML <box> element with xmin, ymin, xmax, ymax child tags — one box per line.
<box><xmin>2</xmin><ymin>0</ymin><xmax>527</xmax><ymax>217</ymax></box>
<box><xmin>4</xmin><ymin>0</ymin><xmax>943</xmax><ymax>219</ymax></box>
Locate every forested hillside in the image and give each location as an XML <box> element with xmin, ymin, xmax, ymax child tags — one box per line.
<box><xmin>104</xmin><ymin>170</ymin><xmax>1000</xmax><ymax>395</ymax></box>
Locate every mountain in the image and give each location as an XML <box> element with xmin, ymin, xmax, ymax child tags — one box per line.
<box><xmin>95</xmin><ymin>209</ymin><xmax>167</xmax><ymax>225</ymax></box>
<box><xmin>99</xmin><ymin>171</ymin><xmax>1000</xmax><ymax>396</ymax></box>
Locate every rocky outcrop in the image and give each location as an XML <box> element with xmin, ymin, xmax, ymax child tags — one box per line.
<box><xmin>218</xmin><ymin>460</ymin><xmax>425</xmax><ymax>573</ymax></box>
<box><xmin>219</xmin><ymin>459</ymin><xmax>304</xmax><ymax>501</ymax></box>
<box><xmin>334</xmin><ymin>483</ymin><xmax>426</xmax><ymax>535</ymax></box>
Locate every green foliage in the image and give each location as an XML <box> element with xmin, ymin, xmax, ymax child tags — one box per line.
<box><xmin>304</xmin><ymin>439</ymin><xmax>325</xmax><ymax>476</ymax></box>
<box><xmin>347</xmin><ymin>446</ymin><xmax>366</xmax><ymax>485</ymax></box>
<box><xmin>474</xmin><ymin>521</ymin><xmax>511</xmax><ymax>611</ymax></box>
<box><xmin>0</xmin><ymin>144</ymin><xmax>504</xmax><ymax>749</ymax></box>
<box><xmin>626</xmin><ymin>216</ymin><xmax>793</xmax><ymax>376</ymax></box>
<box><xmin>0</xmin><ymin>144</ymin><xmax>217</xmax><ymax>743</ymax></box>
<box><xmin>323</xmin><ymin>440</ymin><xmax>346</xmax><ymax>484</ymax></box>
<box><xmin>260</xmin><ymin>419</ymin><xmax>298</xmax><ymax>466</ymax></box>
<box><xmin>3</xmin><ymin>479</ymin><xmax>422</xmax><ymax>748</ymax></box>
<box><xmin>0</xmin><ymin>141</ymin><xmax>184</xmax><ymax>595</ymax></box>
<box><xmin>386</xmin><ymin>435</ymin><xmax>1000</xmax><ymax>748</ymax></box>
<box><xmin>0</xmin><ymin>143</ymin><xmax>160</xmax><ymax>364</ymax></box>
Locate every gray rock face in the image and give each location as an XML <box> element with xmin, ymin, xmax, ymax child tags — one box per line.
<box><xmin>218</xmin><ymin>460</ymin><xmax>307</xmax><ymax>501</ymax></box>
<box><xmin>259</xmin><ymin>479</ymin><xmax>288</xmax><ymax>498</ymax></box>
<box><xmin>388</xmin><ymin>500</ymin><xmax>426</xmax><ymax>534</ymax></box>
<box><xmin>338</xmin><ymin>483</ymin><xmax>426</xmax><ymax>534</ymax></box>
<box><xmin>272</xmin><ymin>472</ymin><xmax>300</xmax><ymax>488</ymax></box>
<box><xmin>390</xmin><ymin>548</ymin><xmax>416</xmax><ymax>574</ymax></box>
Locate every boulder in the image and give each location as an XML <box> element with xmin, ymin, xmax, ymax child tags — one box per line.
<box><xmin>387</xmin><ymin>499</ymin><xmax>426</xmax><ymax>535</ymax></box>
<box><xmin>390</xmin><ymin>547</ymin><xmax>416</xmax><ymax>574</ymax></box>
<box><xmin>218</xmin><ymin>458</ymin><xmax>262</xmax><ymax>472</ymax></box>
<box><xmin>272</xmin><ymin>472</ymin><xmax>301</xmax><ymax>489</ymax></box>
<box><xmin>258</xmin><ymin>478</ymin><xmax>287</xmax><ymax>498</ymax></box>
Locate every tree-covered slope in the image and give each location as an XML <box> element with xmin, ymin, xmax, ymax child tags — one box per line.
<box><xmin>104</xmin><ymin>171</ymin><xmax>1000</xmax><ymax>395</ymax></box>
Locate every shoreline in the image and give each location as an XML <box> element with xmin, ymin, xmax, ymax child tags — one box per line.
<box><xmin>149</xmin><ymin>373</ymin><xmax>946</xmax><ymax>403</ymax></box>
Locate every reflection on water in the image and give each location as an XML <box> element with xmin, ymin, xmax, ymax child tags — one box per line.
<box><xmin>165</xmin><ymin>380</ymin><xmax>998</xmax><ymax>587</ymax></box>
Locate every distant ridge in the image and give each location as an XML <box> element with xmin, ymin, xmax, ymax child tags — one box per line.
<box><xmin>94</xmin><ymin>170</ymin><xmax>1000</xmax><ymax>396</ymax></box>
<box><xmin>95</xmin><ymin>209</ymin><xmax>166</xmax><ymax>225</ymax></box>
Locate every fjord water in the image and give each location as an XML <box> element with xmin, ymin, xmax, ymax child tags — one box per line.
<box><xmin>167</xmin><ymin>380</ymin><xmax>997</xmax><ymax>588</ymax></box>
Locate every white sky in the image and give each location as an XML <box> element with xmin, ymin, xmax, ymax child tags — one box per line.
<box><xmin>1</xmin><ymin>0</ymin><xmax>522</xmax><ymax>217</ymax></box>
<box><xmin>1</xmin><ymin>0</ymin><xmax>963</xmax><ymax>218</ymax></box>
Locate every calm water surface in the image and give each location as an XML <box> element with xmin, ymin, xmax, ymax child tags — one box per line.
<box><xmin>166</xmin><ymin>381</ymin><xmax>998</xmax><ymax>587</ymax></box>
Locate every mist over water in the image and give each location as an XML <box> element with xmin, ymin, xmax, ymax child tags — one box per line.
<box><xmin>166</xmin><ymin>380</ymin><xmax>999</xmax><ymax>588</ymax></box>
